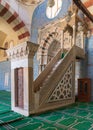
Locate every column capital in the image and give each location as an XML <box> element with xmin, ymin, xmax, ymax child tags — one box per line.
<box><xmin>7</xmin><ymin>41</ymin><xmax>39</xmax><ymax>61</ymax></box>
<box><xmin>73</xmin><ymin>24</ymin><xmax>76</xmax><ymax>29</ymax></box>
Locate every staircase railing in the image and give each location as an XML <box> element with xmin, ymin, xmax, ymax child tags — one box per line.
<box><xmin>33</xmin><ymin>45</ymin><xmax>85</xmax><ymax>113</ymax></box>
<box><xmin>34</xmin><ymin>49</ymin><xmax>62</xmax><ymax>92</ymax></box>
<box><xmin>39</xmin><ymin>45</ymin><xmax>85</xmax><ymax>104</ymax></box>
<box><xmin>39</xmin><ymin>45</ymin><xmax>75</xmax><ymax>103</ymax></box>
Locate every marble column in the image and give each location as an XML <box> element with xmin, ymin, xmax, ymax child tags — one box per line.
<box><xmin>73</xmin><ymin>25</ymin><xmax>76</xmax><ymax>45</ymax></box>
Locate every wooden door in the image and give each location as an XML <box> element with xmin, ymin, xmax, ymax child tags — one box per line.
<box><xmin>15</xmin><ymin>68</ymin><xmax>24</xmax><ymax>108</ymax></box>
<box><xmin>78</xmin><ymin>78</ymin><xmax>91</xmax><ymax>102</ymax></box>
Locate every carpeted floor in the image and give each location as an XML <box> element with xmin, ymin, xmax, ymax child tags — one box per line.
<box><xmin>0</xmin><ymin>91</ymin><xmax>93</xmax><ymax>130</ymax></box>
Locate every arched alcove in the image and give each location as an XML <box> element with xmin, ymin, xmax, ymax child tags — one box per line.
<box><xmin>38</xmin><ymin>31</ymin><xmax>61</xmax><ymax>73</ymax></box>
<box><xmin>47</xmin><ymin>40</ymin><xmax>61</xmax><ymax>63</ymax></box>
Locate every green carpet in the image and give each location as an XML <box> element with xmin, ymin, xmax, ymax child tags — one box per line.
<box><xmin>0</xmin><ymin>91</ymin><xmax>93</xmax><ymax>130</ymax></box>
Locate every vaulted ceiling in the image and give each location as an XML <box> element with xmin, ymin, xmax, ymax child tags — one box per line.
<box><xmin>16</xmin><ymin>0</ymin><xmax>44</xmax><ymax>5</ymax></box>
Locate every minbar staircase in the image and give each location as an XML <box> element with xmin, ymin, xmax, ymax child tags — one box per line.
<box><xmin>33</xmin><ymin>45</ymin><xmax>85</xmax><ymax>113</ymax></box>
<box><xmin>41</xmin><ymin>59</ymin><xmax>62</xmax><ymax>88</ymax></box>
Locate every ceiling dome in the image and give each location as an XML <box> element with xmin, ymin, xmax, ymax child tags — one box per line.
<box><xmin>17</xmin><ymin>0</ymin><xmax>44</xmax><ymax>5</ymax></box>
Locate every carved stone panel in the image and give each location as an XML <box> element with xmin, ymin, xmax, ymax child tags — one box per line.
<box><xmin>64</xmin><ymin>32</ymin><xmax>72</xmax><ymax>50</ymax></box>
<box><xmin>76</xmin><ymin>33</ymin><xmax>82</xmax><ymax>48</ymax></box>
<box><xmin>15</xmin><ymin>68</ymin><xmax>24</xmax><ymax>109</ymax></box>
<box><xmin>48</xmin><ymin>64</ymin><xmax>73</xmax><ymax>102</ymax></box>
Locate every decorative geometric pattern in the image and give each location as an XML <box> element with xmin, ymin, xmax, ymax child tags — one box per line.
<box><xmin>76</xmin><ymin>33</ymin><xmax>82</xmax><ymax>48</ymax></box>
<box><xmin>48</xmin><ymin>63</ymin><xmax>73</xmax><ymax>102</ymax></box>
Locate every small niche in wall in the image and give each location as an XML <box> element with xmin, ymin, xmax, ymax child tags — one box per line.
<box><xmin>4</xmin><ymin>72</ymin><xmax>9</xmax><ymax>87</ymax></box>
<box><xmin>9</xmin><ymin>40</ymin><xmax>14</xmax><ymax>48</ymax></box>
<box><xmin>3</xmin><ymin>42</ymin><xmax>8</xmax><ymax>57</ymax></box>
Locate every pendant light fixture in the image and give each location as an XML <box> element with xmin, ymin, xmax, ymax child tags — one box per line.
<box><xmin>47</xmin><ymin>0</ymin><xmax>55</xmax><ymax>8</ymax></box>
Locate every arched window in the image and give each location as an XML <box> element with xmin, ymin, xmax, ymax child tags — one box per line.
<box><xmin>46</xmin><ymin>0</ymin><xmax>62</xmax><ymax>19</ymax></box>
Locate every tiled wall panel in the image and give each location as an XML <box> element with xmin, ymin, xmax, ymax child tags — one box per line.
<box><xmin>0</xmin><ymin>61</ymin><xmax>11</xmax><ymax>91</ymax></box>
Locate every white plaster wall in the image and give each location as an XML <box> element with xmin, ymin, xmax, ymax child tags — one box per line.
<box><xmin>11</xmin><ymin>59</ymin><xmax>33</xmax><ymax>69</ymax></box>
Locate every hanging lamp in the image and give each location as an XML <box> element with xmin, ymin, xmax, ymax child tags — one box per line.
<box><xmin>47</xmin><ymin>0</ymin><xmax>55</xmax><ymax>8</ymax></box>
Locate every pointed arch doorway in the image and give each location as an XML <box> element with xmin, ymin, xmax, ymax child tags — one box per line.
<box><xmin>47</xmin><ymin>40</ymin><xmax>61</xmax><ymax>63</ymax></box>
<box><xmin>39</xmin><ymin>39</ymin><xmax>61</xmax><ymax>73</ymax></box>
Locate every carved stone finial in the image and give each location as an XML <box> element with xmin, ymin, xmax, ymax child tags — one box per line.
<box><xmin>77</xmin><ymin>22</ymin><xmax>83</xmax><ymax>32</ymax></box>
<box><xmin>65</xmin><ymin>11</ymin><xmax>72</xmax><ymax>23</ymax></box>
<box><xmin>73</xmin><ymin>4</ymin><xmax>78</xmax><ymax>13</ymax></box>
<box><xmin>87</xmin><ymin>30</ymin><xmax>91</xmax><ymax>38</ymax></box>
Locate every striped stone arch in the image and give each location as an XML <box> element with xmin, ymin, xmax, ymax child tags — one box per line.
<box><xmin>0</xmin><ymin>0</ymin><xmax>30</xmax><ymax>40</ymax></box>
<box><xmin>38</xmin><ymin>29</ymin><xmax>61</xmax><ymax>55</ymax></box>
<box><xmin>38</xmin><ymin>29</ymin><xmax>61</xmax><ymax>73</ymax></box>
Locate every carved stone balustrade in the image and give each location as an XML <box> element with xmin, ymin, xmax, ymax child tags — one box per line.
<box><xmin>7</xmin><ymin>41</ymin><xmax>39</xmax><ymax>61</ymax></box>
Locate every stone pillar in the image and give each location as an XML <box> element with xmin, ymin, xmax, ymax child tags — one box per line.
<box><xmin>81</xmin><ymin>31</ymin><xmax>84</xmax><ymax>49</ymax></box>
<box><xmin>76</xmin><ymin>22</ymin><xmax>84</xmax><ymax>49</ymax></box>
<box><xmin>7</xmin><ymin>41</ymin><xmax>39</xmax><ymax>116</ymax></box>
<box><xmin>73</xmin><ymin>25</ymin><xmax>76</xmax><ymax>45</ymax></box>
<box><xmin>61</xmin><ymin>30</ymin><xmax>64</xmax><ymax>51</ymax></box>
